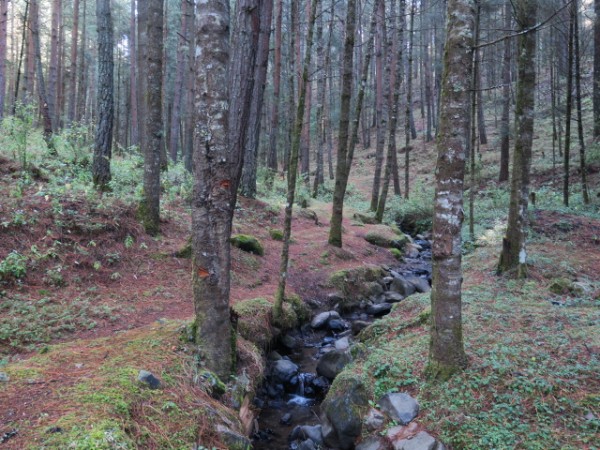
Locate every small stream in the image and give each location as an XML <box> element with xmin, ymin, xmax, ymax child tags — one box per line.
<box><xmin>252</xmin><ymin>238</ymin><xmax>432</xmax><ymax>450</ymax></box>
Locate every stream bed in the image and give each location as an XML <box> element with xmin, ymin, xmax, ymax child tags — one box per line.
<box><xmin>252</xmin><ymin>238</ymin><xmax>432</xmax><ymax>450</ymax></box>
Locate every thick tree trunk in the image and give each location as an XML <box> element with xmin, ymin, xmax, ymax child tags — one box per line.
<box><xmin>497</xmin><ymin>0</ymin><xmax>537</xmax><ymax>277</ymax></box>
<box><xmin>31</xmin><ymin>0</ymin><xmax>53</xmax><ymax>145</ymax></box>
<box><xmin>240</xmin><ymin>0</ymin><xmax>274</xmax><ymax>198</ymax></box>
<box><xmin>563</xmin><ymin>3</ymin><xmax>574</xmax><ymax>207</ymax></box>
<box><xmin>192</xmin><ymin>0</ymin><xmax>258</xmax><ymax>379</ymax></box>
<box><xmin>48</xmin><ymin>0</ymin><xmax>61</xmax><ymax>130</ymax></box>
<box><xmin>138</xmin><ymin>0</ymin><xmax>163</xmax><ymax>235</ymax></box>
<box><xmin>92</xmin><ymin>0</ymin><xmax>114</xmax><ymax>190</ymax></box>
<box><xmin>426</xmin><ymin>0</ymin><xmax>474</xmax><ymax>380</ymax></box>
<box><xmin>594</xmin><ymin>0</ymin><xmax>600</xmax><ymax>138</ymax></box>
<box><xmin>12</xmin><ymin>0</ymin><xmax>28</xmax><ymax>114</ymax></box>
<box><xmin>76</xmin><ymin>0</ymin><xmax>87</xmax><ymax>122</ymax></box>
<box><xmin>312</xmin><ymin>0</ymin><xmax>325</xmax><ymax>198</ymax></box>
<box><xmin>404</xmin><ymin>1</ymin><xmax>415</xmax><ymax>199</ymax></box>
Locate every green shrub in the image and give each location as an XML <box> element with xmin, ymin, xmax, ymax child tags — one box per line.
<box><xmin>0</xmin><ymin>251</ymin><xmax>28</xmax><ymax>281</ymax></box>
<box><xmin>230</xmin><ymin>234</ymin><xmax>264</xmax><ymax>256</ymax></box>
<box><xmin>385</xmin><ymin>182</ymin><xmax>434</xmax><ymax>235</ymax></box>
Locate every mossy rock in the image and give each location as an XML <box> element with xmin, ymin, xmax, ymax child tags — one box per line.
<box><xmin>269</xmin><ymin>229</ymin><xmax>284</xmax><ymax>241</ymax></box>
<box><xmin>232</xmin><ymin>298</ymin><xmax>273</xmax><ymax>350</ymax></box>
<box><xmin>364</xmin><ymin>225</ymin><xmax>410</xmax><ymax>250</ymax></box>
<box><xmin>548</xmin><ymin>278</ymin><xmax>584</xmax><ymax>296</ymax></box>
<box><xmin>353</xmin><ymin>212</ymin><xmax>378</xmax><ymax>225</ymax></box>
<box><xmin>329</xmin><ymin>265</ymin><xmax>385</xmax><ymax>310</ymax></box>
<box><xmin>390</xmin><ymin>248</ymin><xmax>404</xmax><ymax>261</ymax></box>
<box><xmin>230</xmin><ymin>234</ymin><xmax>264</xmax><ymax>256</ymax></box>
<box><xmin>199</xmin><ymin>370</ymin><xmax>227</xmax><ymax>397</ymax></box>
<box><xmin>285</xmin><ymin>294</ymin><xmax>310</xmax><ymax>324</ymax></box>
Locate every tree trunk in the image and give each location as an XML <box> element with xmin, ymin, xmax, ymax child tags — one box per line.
<box><xmin>404</xmin><ymin>1</ymin><xmax>415</xmax><ymax>199</ymax></box>
<box><xmin>31</xmin><ymin>0</ymin><xmax>53</xmax><ymax>145</ymax></box>
<box><xmin>267</xmin><ymin>0</ymin><xmax>283</xmax><ymax>176</ymax></box>
<box><xmin>498</xmin><ymin>0</ymin><xmax>511</xmax><ymax>182</ymax></box>
<box><xmin>48</xmin><ymin>0</ymin><xmax>61</xmax><ymax>130</ymax></box>
<box><xmin>497</xmin><ymin>0</ymin><xmax>537</xmax><ymax>278</ymax></box>
<box><xmin>370</xmin><ymin>0</ymin><xmax>386</xmax><ymax>211</ymax></box>
<box><xmin>240</xmin><ymin>0</ymin><xmax>274</xmax><ymax>198</ymax></box>
<box><xmin>274</xmin><ymin>0</ymin><xmax>319</xmax><ymax>319</ymax></box>
<box><xmin>192</xmin><ymin>0</ymin><xmax>258</xmax><ymax>379</ymax></box>
<box><xmin>594</xmin><ymin>0</ymin><xmax>600</xmax><ymax>138</ymax></box>
<box><xmin>76</xmin><ymin>0</ymin><xmax>87</xmax><ymax>122</ymax></box>
<box><xmin>426</xmin><ymin>0</ymin><xmax>474</xmax><ymax>381</ymax></box>
<box><xmin>312</xmin><ymin>0</ymin><xmax>325</xmax><ymax>198</ymax></box>
<box><xmin>0</xmin><ymin>0</ymin><xmax>7</xmax><ymax>119</ymax></box>
<box><xmin>67</xmin><ymin>0</ymin><xmax>79</xmax><ymax>125</ymax></box>
<box><xmin>573</xmin><ymin>0</ymin><xmax>590</xmax><ymax>205</ymax></box>
<box><xmin>92</xmin><ymin>0</ymin><xmax>114</xmax><ymax>190</ymax></box>
<box><xmin>563</xmin><ymin>3</ymin><xmax>574</xmax><ymax>207</ymax></box>
<box><xmin>138</xmin><ymin>0</ymin><xmax>163</xmax><ymax>235</ymax></box>
<box><xmin>12</xmin><ymin>0</ymin><xmax>29</xmax><ymax>114</ymax></box>
<box><xmin>375</xmin><ymin>0</ymin><xmax>404</xmax><ymax>223</ymax></box>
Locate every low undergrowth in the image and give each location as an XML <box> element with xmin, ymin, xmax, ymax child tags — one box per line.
<box><xmin>337</xmin><ymin>243</ymin><xmax>599</xmax><ymax>449</ymax></box>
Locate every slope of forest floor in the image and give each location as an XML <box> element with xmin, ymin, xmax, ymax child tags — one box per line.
<box><xmin>0</xmin><ymin>120</ymin><xmax>599</xmax><ymax>448</ymax></box>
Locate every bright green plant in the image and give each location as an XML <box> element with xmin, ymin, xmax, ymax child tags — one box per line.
<box><xmin>0</xmin><ymin>251</ymin><xmax>28</xmax><ymax>281</ymax></box>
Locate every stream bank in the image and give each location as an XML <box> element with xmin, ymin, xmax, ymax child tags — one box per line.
<box><xmin>251</xmin><ymin>236</ymin><xmax>435</xmax><ymax>450</ymax></box>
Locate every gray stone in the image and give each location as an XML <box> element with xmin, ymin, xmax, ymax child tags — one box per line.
<box><xmin>393</xmin><ymin>431</ymin><xmax>437</xmax><ymax>450</ymax></box>
<box><xmin>297</xmin><ymin>439</ymin><xmax>317</xmax><ymax>450</ymax></box>
<box><xmin>290</xmin><ymin>425</ymin><xmax>323</xmax><ymax>446</ymax></box>
<box><xmin>404</xmin><ymin>244</ymin><xmax>421</xmax><ymax>259</ymax></box>
<box><xmin>405</xmin><ymin>276</ymin><xmax>430</xmax><ymax>293</ymax></box>
<box><xmin>384</xmin><ymin>291</ymin><xmax>405</xmax><ymax>303</ymax></box>
<box><xmin>366</xmin><ymin>282</ymin><xmax>384</xmax><ymax>297</ymax></box>
<box><xmin>367</xmin><ymin>303</ymin><xmax>392</xmax><ymax>316</ymax></box>
<box><xmin>364</xmin><ymin>408</ymin><xmax>386</xmax><ymax>431</ymax></box>
<box><xmin>316</xmin><ymin>350</ymin><xmax>352</xmax><ymax>380</ymax></box>
<box><xmin>322</xmin><ymin>377</ymin><xmax>369</xmax><ymax>449</ymax></box>
<box><xmin>390</xmin><ymin>277</ymin><xmax>417</xmax><ymax>297</ymax></box>
<box><xmin>267</xmin><ymin>351</ymin><xmax>282</xmax><ymax>361</ymax></box>
<box><xmin>378</xmin><ymin>393</ymin><xmax>419</xmax><ymax>425</ymax></box>
<box><xmin>335</xmin><ymin>337</ymin><xmax>351</xmax><ymax>351</ymax></box>
<box><xmin>0</xmin><ymin>372</ymin><xmax>9</xmax><ymax>382</ymax></box>
<box><xmin>327</xmin><ymin>319</ymin><xmax>348</xmax><ymax>331</ymax></box>
<box><xmin>382</xmin><ymin>276</ymin><xmax>395</xmax><ymax>286</ymax></box>
<box><xmin>272</xmin><ymin>359</ymin><xmax>299</xmax><ymax>383</ymax></box>
<box><xmin>352</xmin><ymin>320</ymin><xmax>371</xmax><ymax>335</ymax></box>
<box><xmin>311</xmin><ymin>311</ymin><xmax>341</xmax><ymax>329</ymax></box>
<box><xmin>357</xmin><ymin>435</ymin><xmax>390</xmax><ymax>450</ymax></box>
<box><xmin>137</xmin><ymin>370</ymin><xmax>161</xmax><ymax>389</ymax></box>
<box><xmin>216</xmin><ymin>425</ymin><xmax>252</xmax><ymax>450</ymax></box>
<box><xmin>281</xmin><ymin>333</ymin><xmax>300</xmax><ymax>350</ymax></box>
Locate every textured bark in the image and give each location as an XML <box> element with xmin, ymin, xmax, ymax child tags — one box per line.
<box><xmin>427</xmin><ymin>0</ymin><xmax>474</xmax><ymax>380</ymax></box>
<box><xmin>12</xmin><ymin>0</ymin><xmax>28</xmax><ymax>113</ymax></box>
<box><xmin>312</xmin><ymin>0</ymin><xmax>325</xmax><ymax>198</ymax></box>
<box><xmin>76</xmin><ymin>0</ymin><xmax>87</xmax><ymax>122</ymax></box>
<box><xmin>48</xmin><ymin>0</ymin><xmax>61</xmax><ymax>129</ymax></box>
<box><xmin>375</xmin><ymin>0</ymin><xmax>405</xmax><ymax>223</ymax></box>
<box><xmin>0</xmin><ymin>0</ymin><xmax>7</xmax><ymax>118</ymax></box>
<box><xmin>67</xmin><ymin>0</ymin><xmax>79</xmax><ymax>125</ymax></box>
<box><xmin>498</xmin><ymin>0</ymin><xmax>511</xmax><ymax>182</ymax></box>
<box><xmin>138</xmin><ymin>0</ymin><xmax>163</xmax><ymax>235</ymax></box>
<box><xmin>328</xmin><ymin>0</ymin><xmax>358</xmax><ymax>247</ymax></box>
<box><xmin>192</xmin><ymin>0</ymin><xmax>258</xmax><ymax>379</ymax></box>
<box><xmin>240</xmin><ymin>0</ymin><xmax>274</xmax><ymax>198</ymax></box>
<box><xmin>129</xmin><ymin>0</ymin><xmax>139</xmax><ymax>146</ymax></box>
<box><xmin>573</xmin><ymin>1</ymin><xmax>590</xmax><ymax>205</ymax></box>
<box><xmin>183</xmin><ymin>0</ymin><xmax>196</xmax><ymax>172</ymax></box>
<box><xmin>404</xmin><ymin>1</ymin><xmax>415</xmax><ymax>199</ymax></box>
<box><xmin>267</xmin><ymin>0</ymin><xmax>283</xmax><ymax>175</ymax></box>
<box><xmin>563</xmin><ymin>3</ymin><xmax>574</xmax><ymax>208</ymax></box>
<box><xmin>497</xmin><ymin>0</ymin><xmax>537</xmax><ymax>278</ymax></box>
<box><xmin>92</xmin><ymin>0</ymin><xmax>114</xmax><ymax>190</ymax></box>
<box><xmin>370</xmin><ymin>0</ymin><xmax>386</xmax><ymax>212</ymax></box>
<box><xmin>167</xmin><ymin>0</ymin><xmax>189</xmax><ymax>161</ymax></box>
<box><xmin>594</xmin><ymin>0</ymin><xmax>600</xmax><ymax>137</ymax></box>
<box><xmin>275</xmin><ymin>0</ymin><xmax>318</xmax><ymax>318</ymax></box>
<box><xmin>31</xmin><ymin>0</ymin><xmax>53</xmax><ymax>144</ymax></box>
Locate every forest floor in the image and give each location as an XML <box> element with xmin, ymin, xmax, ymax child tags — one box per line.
<box><xmin>0</xmin><ymin>122</ymin><xmax>599</xmax><ymax>448</ymax></box>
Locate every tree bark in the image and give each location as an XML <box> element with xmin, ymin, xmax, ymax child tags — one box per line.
<box><xmin>192</xmin><ymin>0</ymin><xmax>258</xmax><ymax>379</ymax></box>
<box><xmin>573</xmin><ymin>0</ymin><xmax>589</xmax><ymax>205</ymax></box>
<box><xmin>92</xmin><ymin>0</ymin><xmax>114</xmax><ymax>190</ymax></box>
<box><xmin>0</xmin><ymin>0</ymin><xmax>7</xmax><ymax>119</ymax></box>
<box><xmin>498</xmin><ymin>0</ymin><xmax>511</xmax><ymax>182</ymax></box>
<box><xmin>594</xmin><ymin>0</ymin><xmax>600</xmax><ymax>138</ymax></box>
<box><xmin>67</xmin><ymin>0</ymin><xmax>80</xmax><ymax>125</ymax></box>
<box><xmin>240</xmin><ymin>0</ymin><xmax>274</xmax><ymax>198</ymax></box>
<box><xmin>404</xmin><ymin>0</ymin><xmax>415</xmax><ymax>199</ymax></box>
<box><xmin>267</xmin><ymin>0</ymin><xmax>283</xmax><ymax>176</ymax></box>
<box><xmin>138</xmin><ymin>0</ymin><xmax>163</xmax><ymax>235</ymax></box>
<box><xmin>31</xmin><ymin>0</ymin><xmax>53</xmax><ymax>145</ymax></box>
<box><xmin>426</xmin><ymin>0</ymin><xmax>474</xmax><ymax>380</ymax></box>
<box><xmin>76</xmin><ymin>0</ymin><xmax>87</xmax><ymax>122</ymax></box>
<box><xmin>563</xmin><ymin>2</ymin><xmax>574</xmax><ymax>207</ymax></box>
<box><xmin>48</xmin><ymin>0</ymin><xmax>62</xmax><ymax>130</ymax></box>
<box><xmin>497</xmin><ymin>0</ymin><xmax>537</xmax><ymax>278</ymax></box>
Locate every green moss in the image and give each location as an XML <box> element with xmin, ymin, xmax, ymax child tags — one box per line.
<box><xmin>390</xmin><ymin>248</ymin><xmax>404</xmax><ymax>260</ymax></box>
<box><xmin>42</xmin><ymin>418</ymin><xmax>135</xmax><ymax>450</ymax></box>
<box><xmin>365</xmin><ymin>230</ymin><xmax>409</xmax><ymax>250</ymax></box>
<box><xmin>285</xmin><ymin>294</ymin><xmax>310</xmax><ymax>323</ymax></box>
<box><xmin>232</xmin><ymin>298</ymin><xmax>273</xmax><ymax>350</ymax></box>
<box><xmin>200</xmin><ymin>370</ymin><xmax>227</xmax><ymax>397</ymax></box>
<box><xmin>329</xmin><ymin>265</ymin><xmax>385</xmax><ymax>309</ymax></box>
<box><xmin>230</xmin><ymin>234</ymin><xmax>264</xmax><ymax>256</ymax></box>
<box><xmin>269</xmin><ymin>228</ymin><xmax>284</xmax><ymax>241</ymax></box>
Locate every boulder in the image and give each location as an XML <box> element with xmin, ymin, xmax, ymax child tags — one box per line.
<box><xmin>364</xmin><ymin>408</ymin><xmax>386</xmax><ymax>431</ymax></box>
<box><xmin>328</xmin><ymin>319</ymin><xmax>349</xmax><ymax>332</ymax></box>
<box><xmin>272</xmin><ymin>359</ymin><xmax>299</xmax><ymax>384</ymax></box>
<box><xmin>384</xmin><ymin>291</ymin><xmax>405</xmax><ymax>303</ymax></box>
<box><xmin>290</xmin><ymin>425</ymin><xmax>324</xmax><ymax>446</ymax></box>
<box><xmin>351</xmin><ymin>320</ymin><xmax>371</xmax><ymax>335</ymax></box>
<box><xmin>216</xmin><ymin>425</ymin><xmax>252</xmax><ymax>450</ymax></box>
<box><xmin>230</xmin><ymin>234</ymin><xmax>264</xmax><ymax>256</ymax></box>
<box><xmin>311</xmin><ymin>311</ymin><xmax>341</xmax><ymax>329</ymax></box>
<box><xmin>297</xmin><ymin>439</ymin><xmax>318</xmax><ymax>450</ymax></box>
<box><xmin>367</xmin><ymin>303</ymin><xmax>392</xmax><ymax>316</ymax></box>
<box><xmin>393</xmin><ymin>431</ymin><xmax>437</xmax><ymax>450</ymax></box>
<box><xmin>322</xmin><ymin>377</ymin><xmax>370</xmax><ymax>449</ymax></box>
<box><xmin>404</xmin><ymin>244</ymin><xmax>421</xmax><ymax>259</ymax></box>
<box><xmin>378</xmin><ymin>393</ymin><xmax>419</xmax><ymax>425</ymax></box>
<box><xmin>137</xmin><ymin>370</ymin><xmax>161</xmax><ymax>389</ymax></box>
<box><xmin>390</xmin><ymin>276</ymin><xmax>417</xmax><ymax>297</ymax></box>
<box><xmin>317</xmin><ymin>350</ymin><xmax>352</xmax><ymax>380</ymax></box>
<box><xmin>335</xmin><ymin>336</ymin><xmax>351</xmax><ymax>351</ymax></box>
<box><xmin>405</xmin><ymin>275</ymin><xmax>430</xmax><ymax>293</ymax></box>
<box><xmin>357</xmin><ymin>435</ymin><xmax>391</xmax><ymax>450</ymax></box>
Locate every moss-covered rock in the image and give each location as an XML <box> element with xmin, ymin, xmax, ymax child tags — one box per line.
<box><xmin>549</xmin><ymin>278</ymin><xmax>584</xmax><ymax>296</ymax></box>
<box><xmin>353</xmin><ymin>212</ymin><xmax>379</xmax><ymax>225</ymax></box>
<box><xmin>232</xmin><ymin>298</ymin><xmax>273</xmax><ymax>350</ymax></box>
<box><xmin>329</xmin><ymin>265</ymin><xmax>385</xmax><ymax>310</ymax></box>
<box><xmin>230</xmin><ymin>234</ymin><xmax>264</xmax><ymax>256</ymax></box>
<box><xmin>390</xmin><ymin>248</ymin><xmax>404</xmax><ymax>261</ymax></box>
<box><xmin>364</xmin><ymin>225</ymin><xmax>410</xmax><ymax>250</ymax></box>
<box><xmin>269</xmin><ymin>228</ymin><xmax>284</xmax><ymax>241</ymax></box>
